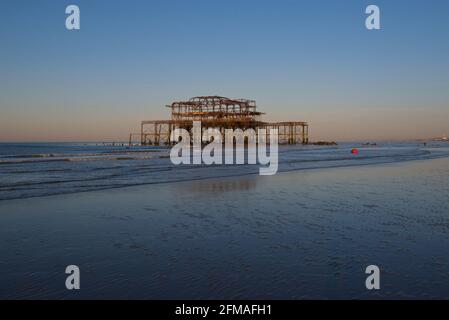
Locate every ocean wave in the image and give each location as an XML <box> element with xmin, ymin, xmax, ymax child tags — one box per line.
<box><xmin>0</xmin><ymin>154</ymin><xmax>167</xmax><ymax>165</ymax></box>
<box><xmin>0</xmin><ymin>144</ymin><xmax>448</xmax><ymax>201</ymax></box>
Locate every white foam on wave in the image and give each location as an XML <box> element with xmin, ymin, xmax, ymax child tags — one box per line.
<box><xmin>1</xmin><ymin>143</ymin><xmax>448</xmax><ymax>200</ymax></box>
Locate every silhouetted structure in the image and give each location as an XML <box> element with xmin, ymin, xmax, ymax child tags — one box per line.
<box><xmin>138</xmin><ymin>96</ymin><xmax>309</xmax><ymax>145</ymax></box>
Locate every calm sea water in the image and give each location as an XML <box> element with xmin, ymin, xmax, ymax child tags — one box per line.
<box><xmin>1</xmin><ymin>141</ymin><xmax>449</xmax><ymax>201</ymax></box>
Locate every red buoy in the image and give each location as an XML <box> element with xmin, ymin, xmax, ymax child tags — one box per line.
<box><xmin>351</xmin><ymin>148</ymin><xmax>359</xmax><ymax>154</ymax></box>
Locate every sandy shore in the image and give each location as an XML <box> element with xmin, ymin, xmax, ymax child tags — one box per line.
<box><xmin>1</xmin><ymin>157</ymin><xmax>449</xmax><ymax>299</ymax></box>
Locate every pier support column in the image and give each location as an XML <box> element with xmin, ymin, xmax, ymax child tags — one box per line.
<box><xmin>140</xmin><ymin>122</ymin><xmax>144</xmax><ymax>145</ymax></box>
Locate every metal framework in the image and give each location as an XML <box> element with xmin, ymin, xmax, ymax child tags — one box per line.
<box><xmin>138</xmin><ymin>96</ymin><xmax>309</xmax><ymax>145</ymax></box>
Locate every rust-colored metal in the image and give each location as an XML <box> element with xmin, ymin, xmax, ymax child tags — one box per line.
<box><xmin>138</xmin><ymin>96</ymin><xmax>309</xmax><ymax>146</ymax></box>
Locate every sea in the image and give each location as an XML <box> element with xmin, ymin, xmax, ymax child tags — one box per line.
<box><xmin>1</xmin><ymin>141</ymin><xmax>448</xmax><ymax>201</ymax></box>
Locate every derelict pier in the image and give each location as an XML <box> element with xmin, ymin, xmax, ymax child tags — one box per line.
<box><xmin>137</xmin><ymin>96</ymin><xmax>309</xmax><ymax>146</ymax></box>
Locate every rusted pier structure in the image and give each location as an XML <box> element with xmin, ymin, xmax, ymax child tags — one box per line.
<box><xmin>139</xmin><ymin>96</ymin><xmax>308</xmax><ymax>146</ymax></box>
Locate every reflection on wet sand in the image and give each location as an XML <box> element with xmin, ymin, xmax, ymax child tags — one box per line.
<box><xmin>174</xmin><ymin>176</ymin><xmax>258</xmax><ymax>195</ymax></box>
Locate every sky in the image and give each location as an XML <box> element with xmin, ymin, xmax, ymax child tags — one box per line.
<box><xmin>1</xmin><ymin>0</ymin><xmax>448</xmax><ymax>142</ymax></box>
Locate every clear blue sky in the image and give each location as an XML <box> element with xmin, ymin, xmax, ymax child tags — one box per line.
<box><xmin>1</xmin><ymin>0</ymin><xmax>448</xmax><ymax>141</ymax></box>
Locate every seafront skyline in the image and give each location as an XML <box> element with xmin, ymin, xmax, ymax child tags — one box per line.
<box><xmin>1</xmin><ymin>0</ymin><xmax>449</xmax><ymax>142</ymax></box>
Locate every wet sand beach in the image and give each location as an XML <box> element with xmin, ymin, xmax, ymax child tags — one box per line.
<box><xmin>1</xmin><ymin>156</ymin><xmax>449</xmax><ymax>299</ymax></box>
